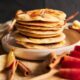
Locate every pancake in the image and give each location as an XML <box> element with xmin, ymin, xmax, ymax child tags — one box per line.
<box><xmin>16</xmin><ymin>20</ymin><xmax>65</xmax><ymax>28</ymax></box>
<box><xmin>13</xmin><ymin>9</ymin><xmax>66</xmax><ymax>49</ymax></box>
<box><xmin>17</xmin><ymin>27</ymin><xmax>63</xmax><ymax>35</ymax></box>
<box><xmin>16</xmin><ymin>9</ymin><xmax>66</xmax><ymax>22</ymax></box>
<box><xmin>16</xmin><ymin>41</ymin><xmax>65</xmax><ymax>49</ymax></box>
<box><xmin>15</xmin><ymin>23</ymin><xmax>62</xmax><ymax>31</ymax></box>
<box><xmin>13</xmin><ymin>33</ymin><xmax>66</xmax><ymax>44</ymax></box>
<box><xmin>19</xmin><ymin>31</ymin><xmax>61</xmax><ymax>38</ymax></box>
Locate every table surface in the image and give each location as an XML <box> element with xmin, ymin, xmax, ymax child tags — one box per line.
<box><xmin>0</xmin><ymin>27</ymin><xmax>79</xmax><ymax>80</ymax></box>
<box><xmin>0</xmin><ymin>41</ymin><xmax>67</xmax><ymax>80</ymax></box>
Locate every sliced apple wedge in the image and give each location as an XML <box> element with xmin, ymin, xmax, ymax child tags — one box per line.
<box><xmin>7</xmin><ymin>61</ymin><xmax>17</xmax><ymax>80</ymax></box>
<box><xmin>6</xmin><ymin>50</ymin><xmax>16</xmax><ymax>68</ymax></box>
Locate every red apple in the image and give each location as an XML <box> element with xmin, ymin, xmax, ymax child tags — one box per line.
<box><xmin>59</xmin><ymin>68</ymin><xmax>80</xmax><ymax>80</ymax></box>
<box><xmin>74</xmin><ymin>46</ymin><xmax>80</xmax><ymax>52</ymax></box>
<box><xmin>61</xmin><ymin>56</ymin><xmax>80</xmax><ymax>68</ymax></box>
<box><xmin>70</xmin><ymin>50</ymin><xmax>80</xmax><ymax>59</ymax></box>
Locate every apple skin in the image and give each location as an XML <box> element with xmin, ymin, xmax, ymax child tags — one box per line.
<box><xmin>74</xmin><ymin>46</ymin><xmax>80</xmax><ymax>52</ymax></box>
<box><xmin>61</xmin><ymin>56</ymin><xmax>80</xmax><ymax>68</ymax></box>
<box><xmin>59</xmin><ymin>68</ymin><xmax>80</xmax><ymax>80</ymax></box>
<box><xmin>70</xmin><ymin>50</ymin><xmax>80</xmax><ymax>58</ymax></box>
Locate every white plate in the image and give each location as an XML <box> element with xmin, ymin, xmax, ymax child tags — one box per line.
<box><xmin>2</xmin><ymin>29</ymin><xmax>80</xmax><ymax>60</ymax></box>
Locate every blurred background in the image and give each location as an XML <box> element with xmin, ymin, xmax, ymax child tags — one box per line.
<box><xmin>0</xmin><ymin>0</ymin><xmax>80</xmax><ymax>22</ymax></box>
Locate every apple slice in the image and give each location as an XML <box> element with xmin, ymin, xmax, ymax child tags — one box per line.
<box><xmin>70</xmin><ymin>50</ymin><xmax>80</xmax><ymax>58</ymax></box>
<box><xmin>0</xmin><ymin>55</ymin><xmax>7</xmax><ymax>72</ymax></box>
<box><xmin>61</xmin><ymin>56</ymin><xmax>80</xmax><ymax>68</ymax></box>
<box><xmin>6</xmin><ymin>50</ymin><xmax>16</xmax><ymax>68</ymax></box>
<box><xmin>59</xmin><ymin>68</ymin><xmax>80</xmax><ymax>80</ymax></box>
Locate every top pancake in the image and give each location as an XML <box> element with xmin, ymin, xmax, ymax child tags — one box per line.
<box><xmin>16</xmin><ymin>9</ymin><xmax>66</xmax><ymax>22</ymax></box>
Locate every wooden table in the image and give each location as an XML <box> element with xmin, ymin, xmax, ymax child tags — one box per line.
<box><xmin>0</xmin><ymin>42</ymin><xmax>67</xmax><ymax>80</ymax></box>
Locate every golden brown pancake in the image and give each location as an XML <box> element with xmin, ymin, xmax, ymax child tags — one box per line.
<box><xmin>17</xmin><ymin>27</ymin><xmax>63</xmax><ymax>35</ymax></box>
<box><xmin>16</xmin><ymin>20</ymin><xmax>64</xmax><ymax>28</ymax></box>
<box><xmin>18</xmin><ymin>31</ymin><xmax>61</xmax><ymax>38</ymax></box>
<box><xmin>13</xmin><ymin>33</ymin><xmax>65</xmax><ymax>44</ymax></box>
<box><xmin>16</xmin><ymin>41</ymin><xmax>65</xmax><ymax>49</ymax></box>
<box><xmin>15</xmin><ymin>23</ymin><xmax>62</xmax><ymax>31</ymax></box>
<box><xmin>13</xmin><ymin>9</ymin><xmax>66</xmax><ymax>49</ymax></box>
<box><xmin>16</xmin><ymin>9</ymin><xmax>66</xmax><ymax>22</ymax></box>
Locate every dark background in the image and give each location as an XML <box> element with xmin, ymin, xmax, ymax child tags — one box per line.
<box><xmin>0</xmin><ymin>0</ymin><xmax>80</xmax><ymax>22</ymax></box>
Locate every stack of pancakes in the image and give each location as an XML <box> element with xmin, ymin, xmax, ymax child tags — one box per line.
<box><xmin>13</xmin><ymin>9</ymin><xmax>66</xmax><ymax>49</ymax></box>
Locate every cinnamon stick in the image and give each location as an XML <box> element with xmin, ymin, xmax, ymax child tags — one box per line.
<box><xmin>9</xmin><ymin>19</ymin><xmax>16</xmax><ymax>31</ymax></box>
<box><xmin>49</xmin><ymin>52</ymin><xmax>68</xmax><ymax>69</ymax></box>
<box><xmin>65</xmin><ymin>11</ymin><xmax>79</xmax><ymax>22</ymax></box>
<box><xmin>17</xmin><ymin>60</ymin><xmax>31</xmax><ymax>76</ymax></box>
<box><xmin>7</xmin><ymin>61</ymin><xmax>17</xmax><ymax>80</ymax></box>
<box><xmin>50</xmin><ymin>52</ymin><xmax>58</xmax><ymax>64</ymax></box>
